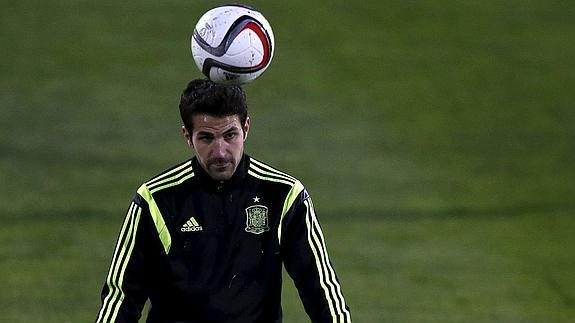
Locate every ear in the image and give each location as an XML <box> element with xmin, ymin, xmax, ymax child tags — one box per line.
<box><xmin>182</xmin><ymin>126</ymin><xmax>192</xmax><ymax>147</ymax></box>
<box><xmin>243</xmin><ymin>116</ymin><xmax>250</xmax><ymax>141</ymax></box>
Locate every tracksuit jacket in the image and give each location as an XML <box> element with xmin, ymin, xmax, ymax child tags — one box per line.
<box><xmin>96</xmin><ymin>154</ymin><xmax>351</xmax><ymax>323</ymax></box>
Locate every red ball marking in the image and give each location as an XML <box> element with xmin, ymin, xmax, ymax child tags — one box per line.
<box><xmin>241</xmin><ymin>22</ymin><xmax>271</xmax><ymax>68</ymax></box>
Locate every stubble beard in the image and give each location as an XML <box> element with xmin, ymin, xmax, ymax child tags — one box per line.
<box><xmin>206</xmin><ymin>157</ymin><xmax>236</xmax><ymax>181</ymax></box>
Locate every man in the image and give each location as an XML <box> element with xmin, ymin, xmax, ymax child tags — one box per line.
<box><xmin>96</xmin><ymin>79</ymin><xmax>351</xmax><ymax>323</ymax></box>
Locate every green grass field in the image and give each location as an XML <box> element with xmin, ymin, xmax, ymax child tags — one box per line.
<box><xmin>2</xmin><ymin>0</ymin><xmax>574</xmax><ymax>321</ymax></box>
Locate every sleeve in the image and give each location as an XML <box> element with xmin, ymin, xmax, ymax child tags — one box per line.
<box><xmin>95</xmin><ymin>196</ymin><xmax>154</xmax><ymax>323</ymax></box>
<box><xmin>281</xmin><ymin>189</ymin><xmax>352</xmax><ymax>323</ymax></box>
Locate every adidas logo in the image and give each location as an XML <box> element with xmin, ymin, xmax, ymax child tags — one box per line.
<box><xmin>181</xmin><ymin>216</ymin><xmax>203</xmax><ymax>232</ymax></box>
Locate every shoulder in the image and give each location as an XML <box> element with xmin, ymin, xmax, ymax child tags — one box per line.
<box><xmin>139</xmin><ymin>159</ymin><xmax>195</xmax><ymax>195</ymax></box>
<box><xmin>247</xmin><ymin>156</ymin><xmax>300</xmax><ymax>186</ymax></box>
<box><xmin>247</xmin><ymin>157</ymin><xmax>306</xmax><ymax>199</ymax></box>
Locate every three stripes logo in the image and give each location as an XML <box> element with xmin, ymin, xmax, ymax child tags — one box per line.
<box><xmin>181</xmin><ymin>216</ymin><xmax>203</xmax><ymax>232</ymax></box>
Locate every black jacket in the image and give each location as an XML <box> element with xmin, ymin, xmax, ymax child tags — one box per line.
<box><xmin>96</xmin><ymin>154</ymin><xmax>351</xmax><ymax>323</ymax></box>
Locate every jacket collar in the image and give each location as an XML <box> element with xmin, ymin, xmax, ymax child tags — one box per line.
<box><xmin>192</xmin><ymin>154</ymin><xmax>249</xmax><ymax>192</ymax></box>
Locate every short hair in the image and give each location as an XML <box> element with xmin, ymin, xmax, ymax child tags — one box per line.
<box><xmin>179</xmin><ymin>79</ymin><xmax>248</xmax><ymax>132</ymax></box>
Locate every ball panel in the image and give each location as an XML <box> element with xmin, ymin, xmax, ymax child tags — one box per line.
<box><xmin>225</xmin><ymin>30</ymin><xmax>253</xmax><ymax>56</ymax></box>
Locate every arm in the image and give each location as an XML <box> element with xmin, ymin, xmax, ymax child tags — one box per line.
<box><xmin>281</xmin><ymin>189</ymin><xmax>352</xmax><ymax>323</ymax></box>
<box><xmin>96</xmin><ymin>196</ymin><xmax>152</xmax><ymax>323</ymax></box>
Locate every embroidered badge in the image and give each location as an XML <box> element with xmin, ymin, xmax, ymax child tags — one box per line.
<box><xmin>245</xmin><ymin>205</ymin><xmax>270</xmax><ymax>235</ymax></box>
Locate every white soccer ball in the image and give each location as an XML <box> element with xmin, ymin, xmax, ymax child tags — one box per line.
<box><xmin>191</xmin><ymin>4</ymin><xmax>275</xmax><ymax>85</ymax></box>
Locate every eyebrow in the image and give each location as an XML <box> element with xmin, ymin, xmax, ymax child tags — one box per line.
<box><xmin>196</xmin><ymin>131</ymin><xmax>214</xmax><ymax>137</ymax></box>
<box><xmin>223</xmin><ymin>126</ymin><xmax>240</xmax><ymax>134</ymax></box>
<box><xmin>197</xmin><ymin>126</ymin><xmax>239</xmax><ymax>137</ymax></box>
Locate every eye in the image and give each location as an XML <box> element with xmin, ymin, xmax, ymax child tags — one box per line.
<box><xmin>224</xmin><ymin>132</ymin><xmax>238</xmax><ymax>140</ymax></box>
<box><xmin>197</xmin><ymin>135</ymin><xmax>213</xmax><ymax>142</ymax></box>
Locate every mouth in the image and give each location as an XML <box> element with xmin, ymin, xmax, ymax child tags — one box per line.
<box><xmin>210</xmin><ymin>160</ymin><xmax>231</xmax><ymax>169</ymax></box>
<box><xmin>205</xmin><ymin>159</ymin><xmax>235</xmax><ymax>180</ymax></box>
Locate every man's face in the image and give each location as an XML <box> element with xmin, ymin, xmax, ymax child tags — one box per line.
<box><xmin>183</xmin><ymin>114</ymin><xmax>249</xmax><ymax>182</ymax></box>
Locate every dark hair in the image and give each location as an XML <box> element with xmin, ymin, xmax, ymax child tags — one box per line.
<box><xmin>179</xmin><ymin>79</ymin><xmax>248</xmax><ymax>131</ymax></box>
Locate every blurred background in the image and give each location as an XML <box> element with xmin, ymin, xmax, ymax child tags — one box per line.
<box><xmin>1</xmin><ymin>0</ymin><xmax>574</xmax><ymax>321</ymax></box>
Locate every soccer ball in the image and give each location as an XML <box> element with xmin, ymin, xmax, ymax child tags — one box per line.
<box><xmin>191</xmin><ymin>4</ymin><xmax>275</xmax><ymax>85</ymax></box>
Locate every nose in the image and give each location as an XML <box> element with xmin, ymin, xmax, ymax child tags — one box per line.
<box><xmin>212</xmin><ymin>138</ymin><xmax>227</xmax><ymax>158</ymax></box>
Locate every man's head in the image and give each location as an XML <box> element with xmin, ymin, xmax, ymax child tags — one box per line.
<box><xmin>179</xmin><ymin>79</ymin><xmax>250</xmax><ymax>182</ymax></box>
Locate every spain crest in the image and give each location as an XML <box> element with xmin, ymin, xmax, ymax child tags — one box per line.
<box><xmin>245</xmin><ymin>205</ymin><xmax>270</xmax><ymax>235</ymax></box>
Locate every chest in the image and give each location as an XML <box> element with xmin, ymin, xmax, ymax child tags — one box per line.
<box><xmin>172</xmin><ymin>188</ymin><xmax>280</xmax><ymax>233</ymax></box>
<box><xmin>155</xmin><ymin>186</ymin><xmax>284</xmax><ymax>262</ymax></box>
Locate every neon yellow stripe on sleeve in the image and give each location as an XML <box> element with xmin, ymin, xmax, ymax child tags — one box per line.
<box><xmin>137</xmin><ymin>184</ymin><xmax>172</xmax><ymax>254</ymax></box>
<box><xmin>277</xmin><ymin>180</ymin><xmax>304</xmax><ymax>245</ymax></box>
